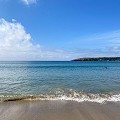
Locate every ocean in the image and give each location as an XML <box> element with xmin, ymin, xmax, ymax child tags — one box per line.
<box><xmin>0</xmin><ymin>61</ymin><xmax>120</xmax><ymax>103</ymax></box>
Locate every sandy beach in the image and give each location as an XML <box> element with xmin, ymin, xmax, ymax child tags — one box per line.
<box><xmin>0</xmin><ymin>100</ymin><xmax>120</xmax><ymax>120</ymax></box>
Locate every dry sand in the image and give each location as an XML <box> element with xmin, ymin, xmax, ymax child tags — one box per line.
<box><xmin>0</xmin><ymin>100</ymin><xmax>120</xmax><ymax>120</ymax></box>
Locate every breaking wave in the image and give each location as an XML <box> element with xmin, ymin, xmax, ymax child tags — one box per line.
<box><xmin>0</xmin><ymin>91</ymin><xmax>120</xmax><ymax>103</ymax></box>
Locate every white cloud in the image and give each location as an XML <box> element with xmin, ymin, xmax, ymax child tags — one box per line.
<box><xmin>21</xmin><ymin>0</ymin><xmax>37</xmax><ymax>5</ymax></box>
<box><xmin>0</xmin><ymin>18</ymin><xmax>41</xmax><ymax>60</ymax></box>
<box><xmin>0</xmin><ymin>18</ymin><xmax>120</xmax><ymax>61</ymax></box>
<box><xmin>72</xmin><ymin>30</ymin><xmax>120</xmax><ymax>56</ymax></box>
<box><xmin>87</xmin><ymin>30</ymin><xmax>120</xmax><ymax>53</ymax></box>
<box><xmin>0</xmin><ymin>18</ymin><xmax>76</xmax><ymax>61</ymax></box>
<box><xmin>0</xmin><ymin>0</ymin><xmax>37</xmax><ymax>5</ymax></box>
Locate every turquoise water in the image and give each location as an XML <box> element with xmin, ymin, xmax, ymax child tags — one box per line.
<box><xmin>0</xmin><ymin>61</ymin><xmax>120</xmax><ymax>102</ymax></box>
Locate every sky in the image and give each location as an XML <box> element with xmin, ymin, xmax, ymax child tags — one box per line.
<box><xmin>0</xmin><ymin>0</ymin><xmax>120</xmax><ymax>60</ymax></box>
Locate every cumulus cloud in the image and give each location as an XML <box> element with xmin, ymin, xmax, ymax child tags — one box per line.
<box><xmin>21</xmin><ymin>0</ymin><xmax>37</xmax><ymax>5</ymax></box>
<box><xmin>0</xmin><ymin>18</ymin><xmax>120</xmax><ymax>61</ymax></box>
<box><xmin>0</xmin><ymin>18</ymin><xmax>76</xmax><ymax>61</ymax></box>
<box><xmin>0</xmin><ymin>18</ymin><xmax>41</xmax><ymax>60</ymax></box>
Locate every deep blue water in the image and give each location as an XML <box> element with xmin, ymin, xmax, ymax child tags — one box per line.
<box><xmin>0</xmin><ymin>61</ymin><xmax>120</xmax><ymax>102</ymax></box>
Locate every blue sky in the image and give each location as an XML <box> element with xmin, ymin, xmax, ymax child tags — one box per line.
<box><xmin>0</xmin><ymin>0</ymin><xmax>120</xmax><ymax>60</ymax></box>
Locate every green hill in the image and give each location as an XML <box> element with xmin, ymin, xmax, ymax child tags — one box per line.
<box><xmin>72</xmin><ymin>57</ymin><xmax>120</xmax><ymax>61</ymax></box>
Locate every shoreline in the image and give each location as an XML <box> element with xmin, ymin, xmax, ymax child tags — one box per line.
<box><xmin>1</xmin><ymin>92</ymin><xmax>120</xmax><ymax>103</ymax></box>
<box><xmin>0</xmin><ymin>100</ymin><xmax>120</xmax><ymax>120</ymax></box>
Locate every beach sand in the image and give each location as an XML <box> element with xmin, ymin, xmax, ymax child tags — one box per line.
<box><xmin>0</xmin><ymin>100</ymin><xmax>120</xmax><ymax>120</ymax></box>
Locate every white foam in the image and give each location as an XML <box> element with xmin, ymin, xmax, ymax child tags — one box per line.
<box><xmin>1</xmin><ymin>93</ymin><xmax>120</xmax><ymax>103</ymax></box>
<box><xmin>30</xmin><ymin>94</ymin><xmax>120</xmax><ymax>103</ymax></box>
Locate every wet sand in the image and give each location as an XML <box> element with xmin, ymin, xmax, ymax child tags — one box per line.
<box><xmin>0</xmin><ymin>100</ymin><xmax>120</xmax><ymax>120</ymax></box>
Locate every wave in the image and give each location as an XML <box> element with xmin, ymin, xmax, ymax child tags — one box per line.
<box><xmin>0</xmin><ymin>92</ymin><xmax>120</xmax><ymax>103</ymax></box>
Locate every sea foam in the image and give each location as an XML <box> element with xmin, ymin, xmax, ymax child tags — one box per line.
<box><xmin>1</xmin><ymin>92</ymin><xmax>120</xmax><ymax>103</ymax></box>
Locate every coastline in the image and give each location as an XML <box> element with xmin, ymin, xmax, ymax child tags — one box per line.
<box><xmin>1</xmin><ymin>92</ymin><xmax>120</xmax><ymax>103</ymax></box>
<box><xmin>0</xmin><ymin>100</ymin><xmax>120</xmax><ymax>120</ymax></box>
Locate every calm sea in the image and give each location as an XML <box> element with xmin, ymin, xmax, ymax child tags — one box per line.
<box><xmin>0</xmin><ymin>61</ymin><xmax>120</xmax><ymax>102</ymax></box>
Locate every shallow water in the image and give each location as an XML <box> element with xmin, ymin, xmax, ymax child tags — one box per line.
<box><xmin>0</xmin><ymin>61</ymin><xmax>120</xmax><ymax>102</ymax></box>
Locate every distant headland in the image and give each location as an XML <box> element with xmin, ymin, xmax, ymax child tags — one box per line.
<box><xmin>72</xmin><ymin>57</ymin><xmax>120</xmax><ymax>61</ymax></box>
